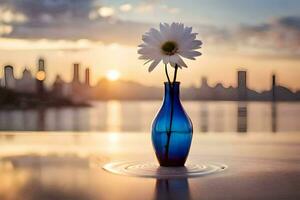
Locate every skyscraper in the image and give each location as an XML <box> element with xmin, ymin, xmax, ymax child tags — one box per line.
<box><xmin>52</xmin><ymin>75</ymin><xmax>64</xmax><ymax>98</ymax></box>
<box><xmin>272</xmin><ymin>74</ymin><xmax>276</xmax><ymax>101</ymax></box>
<box><xmin>73</xmin><ymin>63</ymin><xmax>80</xmax><ymax>83</ymax></box>
<box><xmin>16</xmin><ymin>68</ymin><xmax>36</xmax><ymax>93</ymax></box>
<box><xmin>85</xmin><ymin>68</ymin><xmax>90</xmax><ymax>86</ymax></box>
<box><xmin>237</xmin><ymin>70</ymin><xmax>247</xmax><ymax>100</ymax></box>
<box><xmin>36</xmin><ymin>58</ymin><xmax>46</xmax><ymax>95</ymax></box>
<box><xmin>38</xmin><ymin>58</ymin><xmax>45</xmax><ymax>71</ymax></box>
<box><xmin>4</xmin><ymin>65</ymin><xmax>16</xmax><ymax>89</ymax></box>
<box><xmin>199</xmin><ymin>77</ymin><xmax>213</xmax><ymax>100</ymax></box>
<box><xmin>201</xmin><ymin>77</ymin><xmax>208</xmax><ymax>88</ymax></box>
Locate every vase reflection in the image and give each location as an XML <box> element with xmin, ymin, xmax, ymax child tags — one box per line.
<box><xmin>154</xmin><ymin>178</ymin><xmax>191</xmax><ymax>200</ymax></box>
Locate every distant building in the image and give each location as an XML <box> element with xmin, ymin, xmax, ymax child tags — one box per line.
<box><xmin>213</xmin><ymin>83</ymin><xmax>227</xmax><ymax>99</ymax></box>
<box><xmin>52</xmin><ymin>75</ymin><xmax>72</xmax><ymax>97</ymax></box>
<box><xmin>73</xmin><ymin>63</ymin><xmax>80</xmax><ymax>83</ymax></box>
<box><xmin>85</xmin><ymin>68</ymin><xmax>90</xmax><ymax>86</ymax></box>
<box><xmin>72</xmin><ymin>63</ymin><xmax>81</xmax><ymax>96</ymax></box>
<box><xmin>38</xmin><ymin>58</ymin><xmax>45</xmax><ymax>71</ymax></box>
<box><xmin>70</xmin><ymin>63</ymin><xmax>89</xmax><ymax>102</ymax></box>
<box><xmin>4</xmin><ymin>65</ymin><xmax>15</xmax><ymax>90</ymax></box>
<box><xmin>272</xmin><ymin>74</ymin><xmax>276</xmax><ymax>101</ymax></box>
<box><xmin>199</xmin><ymin>77</ymin><xmax>213</xmax><ymax>99</ymax></box>
<box><xmin>16</xmin><ymin>68</ymin><xmax>36</xmax><ymax>93</ymax></box>
<box><xmin>52</xmin><ymin>75</ymin><xmax>64</xmax><ymax>98</ymax></box>
<box><xmin>36</xmin><ymin>58</ymin><xmax>46</xmax><ymax>95</ymax></box>
<box><xmin>237</xmin><ymin>70</ymin><xmax>247</xmax><ymax>100</ymax></box>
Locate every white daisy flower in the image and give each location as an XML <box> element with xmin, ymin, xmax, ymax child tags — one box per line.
<box><xmin>138</xmin><ymin>22</ymin><xmax>202</xmax><ymax>72</ymax></box>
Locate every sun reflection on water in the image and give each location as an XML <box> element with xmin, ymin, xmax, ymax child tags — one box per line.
<box><xmin>106</xmin><ymin>101</ymin><xmax>122</xmax><ymax>132</ymax></box>
<box><xmin>107</xmin><ymin>132</ymin><xmax>121</xmax><ymax>153</ymax></box>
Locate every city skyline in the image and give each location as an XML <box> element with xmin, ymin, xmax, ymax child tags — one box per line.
<box><xmin>0</xmin><ymin>0</ymin><xmax>300</xmax><ymax>91</ymax></box>
<box><xmin>1</xmin><ymin>57</ymin><xmax>299</xmax><ymax>102</ymax></box>
<box><xmin>0</xmin><ymin>46</ymin><xmax>299</xmax><ymax>92</ymax></box>
<box><xmin>0</xmin><ymin>57</ymin><xmax>299</xmax><ymax>92</ymax></box>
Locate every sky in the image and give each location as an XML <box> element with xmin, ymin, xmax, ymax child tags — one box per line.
<box><xmin>0</xmin><ymin>0</ymin><xmax>300</xmax><ymax>91</ymax></box>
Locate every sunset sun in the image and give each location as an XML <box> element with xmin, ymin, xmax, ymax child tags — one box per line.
<box><xmin>106</xmin><ymin>69</ymin><xmax>120</xmax><ymax>81</ymax></box>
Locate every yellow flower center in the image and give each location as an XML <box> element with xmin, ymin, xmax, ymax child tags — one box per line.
<box><xmin>161</xmin><ymin>41</ymin><xmax>178</xmax><ymax>55</ymax></box>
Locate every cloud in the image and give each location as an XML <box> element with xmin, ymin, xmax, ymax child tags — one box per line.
<box><xmin>135</xmin><ymin>3</ymin><xmax>154</xmax><ymax>13</ymax></box>
<box><xmin>119</xmin><ymin>4</ymin><xmax>132</xmax><ymax>12</ymax></box>
<box><xmin>0</xmin><ymin>3</ymin><xmax>27</xmax><ymax>36</ymax></box>
<box><xmin>0</xmin><ymin>37</ymin><xmax>99</xmax><ymax>51</ymax></box>
<box><xmin>167</xmin><ymin>7</ymin><xmax>180</xmax><ymax>14</ymax></box>
<box><xmin>235</xmin><ymin>16</ymin><xmax>300</xmax><ymax>57</ymax></box>
<box><xmin>191</xmin><ymin>16</ymin><xmax>300</xmax><ymax>58</ymax></box>
<box><xmin>98</xmin><ymin>6</ymin><xmax>115</xmax><ymax>17</ymax></box>
<box><xmin>0</xmin><ymin>0</ymin><xmax>299</xmax><ymax>58</ymax></box>
<box><xmin>134</xmin><ymin>0</ymin><xmax>180</xmax><ymax>14</ymax></box>
<box><xmin>0</xmin><ymin>0</ymin><xmax>181</xmax><ymax>45</ymax></box>
<box><xmin>7</xmin><ymin>20</ymin><xmax>150</xmax><ymax>46</ymax></box>
<box><xmin>160</xmin><ymin>5</ymin><xmax>180</xmax><ymax>14</ymax></box>
<box><xmin>0</xmin><ymin>24</ymin><xmax>13</xmax><ymax>35</ymax></box>
<box><xmin>0</xmin><ymin>0</ymin><xmax>150</xmax><ymax>45</ymax></box>
<box><xmin>0</xmin><ymin>7</ymin><xmax>27</xmax><ymax>24</ymax></box>
<box><xmin>0</xmin><ymin>0</ymin><xmax>95</xmax><ymax>28</ymax></box>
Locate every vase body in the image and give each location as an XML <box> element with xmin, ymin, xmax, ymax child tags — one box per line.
<box><xmin>151</xmin><ymin>82</ymin><xmax>193</xmax><ymax>167</ymax></box>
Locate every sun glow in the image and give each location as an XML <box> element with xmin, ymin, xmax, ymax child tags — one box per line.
<box><xmin>106</xmin><ymin>69</ymin><xmax>120</xmax><ymax>81</ymax></box>
<box><xmin>36</xmin><ymin>71</ymin><xmax>46</xmax><ymax>81</ymax></box>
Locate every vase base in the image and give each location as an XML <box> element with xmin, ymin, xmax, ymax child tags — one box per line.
<box><xmin>159</xmin><ymin>162</ymin><xmax>185</xmax><ymax>167</ymax></box>
<box><xmin>158</xmin><ymin>158</ymin><xmax>187</xmax><ymax>167</ymax></box>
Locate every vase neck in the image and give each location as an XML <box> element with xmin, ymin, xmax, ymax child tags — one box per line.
<box><xmin>163</xmin><ymin>82</ymin><xmax>180</xmax><ymax>103</ymax></box>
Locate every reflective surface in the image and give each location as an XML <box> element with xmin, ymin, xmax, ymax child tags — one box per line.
<box><xmin>0</xmin><ymin>101</ymin><xmax>300</xmax><ymax>132</ymax></box>
<box><xmin>0</xmin><ymin>132</ymin><xmax>300</xmax><ymax>200</ymax></box>
<box><xmin>103</xmin><ymin>161</ymin><xmax>227</xmax><ymax>178</ymax></box>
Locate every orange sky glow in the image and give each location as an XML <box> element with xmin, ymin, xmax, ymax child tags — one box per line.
<box><xmin>0</xmin><ymin>38</ymin><xmax>299</xmax><ymax>92</ymax></box>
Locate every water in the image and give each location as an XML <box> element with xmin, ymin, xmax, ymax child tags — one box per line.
<box><xmin>103</xmin><ymin>161</ymin><xmax>227</xmax><ymax>178</ymax></box>
<box><xmin>0</xmin><ymin>101</ymin><xmax>299</xmax><ymax>132</ymax></box>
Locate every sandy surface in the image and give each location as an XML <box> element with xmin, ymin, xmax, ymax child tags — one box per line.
<box><xmin>0</xmin><ymin>132</ymin><xmax>300</xmax><ymax>200</ymax></box>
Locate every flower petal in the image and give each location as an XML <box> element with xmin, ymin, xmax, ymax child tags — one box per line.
<box><xmin>148</xmin><ymin>59</ymin><xmax>161</xmax><ymax>72</ymax></box>
<box><xmin>178</xmin><ymin>50</ymin><xmax>202</xmax><ymax>60</ymax></box>
<box><xmin>144</xmin><ymin>59</ymin><xmax>153</xmax><ymax>65</ymax></box>
<box><xmin>160</xmin><ymin>23</ymin><xmax>170</xmax><ymax>40</ymax></box>
<box><xmin>174</xmin><ymin>54</ymin><xmax>188</xmax><ymax>68</ymax></box>
<box><xmin>162</xmin><ymin>56</ymin><xmax>170</xmax><ymax>65</ymax></box>
<box><xmin>148</xmin><ymin>28</ymin><xmax>163</xmax><ymax>44</ymax></box>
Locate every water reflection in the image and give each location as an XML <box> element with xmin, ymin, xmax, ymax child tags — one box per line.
<box><xmin>0</xmin><ymin>155</ymin><xmax>98</xmax><ymax>200</ymax></box>
<box><xmin>0</xmin><ymin>101</ymin><xmax>299</xmax><ymax>132</ymax></box>
<box><xmin>214</xmin><ymin>104</ymin><xmax>225</xmax><ymax>132</ymax></box>
<box><xmin>154</xmin><ymin>178</ymin><xmax>191</xmax><ymax>200</ymax></box>
<box><xmin>271</xmin><ymin>103</ymin><xmax>277</xmax><ymax>133</ymax></box>
<box><xmin>237</xmin><ymin>102</ymin><xmax>248</xmax><ymax>133</ymax></box>
<box><xmin>107</xmin><ymin>101</ymin><xmax>122</xmax><ymax>132</ymax></box>
<box><xmin>200</xmin><ymin>103</ymin><xmax>208</xmax><ymax>133</ymax></box>
<box><xmin>153</xmin><ymin>166</ymin><xmax>191</xmax><ymax>200</ymax></box>
<box><xmin>37</xmin><ymin>108</ymin><xmax>46</xmax><ymax>131</ymax></box>
<box><xmin>18</xmin><ymin>179</ymin><xmax>93</xmax><ymax>200</ymax></box>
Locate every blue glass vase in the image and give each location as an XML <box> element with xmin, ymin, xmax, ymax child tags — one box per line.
<box><xmin>152</xmin><ymin>82</ymin><xmax>193</xmax><ymax>167</ymax></box>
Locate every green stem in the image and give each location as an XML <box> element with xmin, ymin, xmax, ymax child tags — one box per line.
<box><xmin>173</xmin><ymin>64</ymin><xmax>178</xmax><ymax>83</ymax></box>
<box><xmin>165</xmin><ymin>64</ymin><xmax>171</xmax><ymax>84</ymax></box>
<box><xmin>164</xmin><ymin>64</ymin><xmax>179</xmax><ymax>163</ymax></box>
